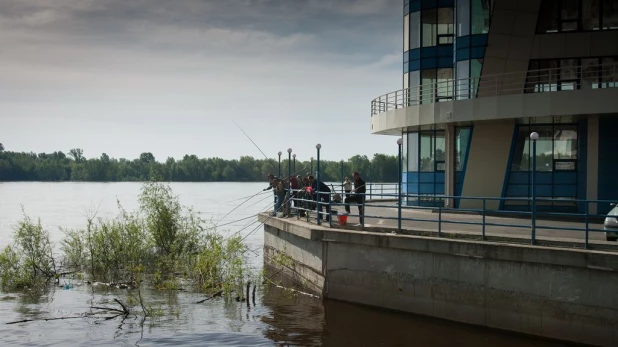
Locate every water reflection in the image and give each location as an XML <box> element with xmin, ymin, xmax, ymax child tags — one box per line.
<box><xmin>261</xmin><ymin>284</ymin><xmax>569</xmax><ymax>347</ymax></box>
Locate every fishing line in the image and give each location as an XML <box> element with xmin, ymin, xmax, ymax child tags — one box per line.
<box><xmin>232</xmin><ymin>120</ymin><xmax>278</xmax><ymax>172</ymax></box>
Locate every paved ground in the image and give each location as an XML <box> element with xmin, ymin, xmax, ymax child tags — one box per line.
<box><xmin>287</xmin><ymin>201</ymin><xmax>617</xmax><ymax>249</ymax></box>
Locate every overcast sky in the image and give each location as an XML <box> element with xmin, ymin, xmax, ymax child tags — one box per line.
<box><xmin>0</xmin><ymin>0</ymin><xmax>401</xmax><ymax>162</ymax></box>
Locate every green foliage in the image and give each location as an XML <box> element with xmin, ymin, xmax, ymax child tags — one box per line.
<box><xmin>0</xmin><ymin>213</ymin><xmax>57</xmax><ymax>291</ymax></box>
<box><xmin>0</xmin><ymin>149</ymin><xmax>399</xmax><ymax>182</ymax></box>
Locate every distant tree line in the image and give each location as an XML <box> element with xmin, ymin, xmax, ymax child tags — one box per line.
<box><xmin>0</xmin><ymin>145</ymin><xmax>399</xmax><ymax>183</ymax></box>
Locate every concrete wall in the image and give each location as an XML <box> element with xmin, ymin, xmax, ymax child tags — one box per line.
<box><xmin>460</xmin><ymin>120</ymin><xmax>514</xmax><ymax>209</ymax></box>
<box><xmin>260</xmin><ymin>214</ymin><xmax>618</xmax><ymax>347</ymax></box>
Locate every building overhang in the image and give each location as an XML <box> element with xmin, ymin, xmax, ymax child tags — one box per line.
<box><xmin>371</xmin><ymin>88</ymin><xmax>618</xmax><ymax>134</ymax></box>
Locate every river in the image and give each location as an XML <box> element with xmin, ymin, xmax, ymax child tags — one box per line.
<box><xmin>0</xmin><ymin>182</ymin><xmax>567</xmax><ymax>346</ymax></box>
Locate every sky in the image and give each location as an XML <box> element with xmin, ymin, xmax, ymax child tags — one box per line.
<box><xmin>0</xmin><ymin>0</ymin><xmax>402</xmax><ymax>162</ymax></box>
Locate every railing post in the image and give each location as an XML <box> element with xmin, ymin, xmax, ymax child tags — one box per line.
<box><xmin>438</xmin><ymin>206</ymin><xmax>442</xmax><ymax>237</ymax></box>
<box><xmin>585</xmin><ymin>202</ymin><xmax>589</xmax><ymax>250</ymax></box>
<box><xmin>329</xmin><ymin>198</ymin><xmax>333</xmax><ymax>228</ymax></box>
<box><xmin>482</xmin><ymin>199</ymin><xmax>486</xmax><ymax>241</ymax></box>
<box><xmin>530</xmin><ymin>134</ymin><xmax>538</xmax><ymax>245</ymax></box>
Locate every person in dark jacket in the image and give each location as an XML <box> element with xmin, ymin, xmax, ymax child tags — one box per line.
<box><xmin>344</xmin><ymin>171</ymin><xmax>366</xmax><ymax>224</ymax></box>
<box><xmin>308</xmin><ymin>175</ymin><xmax>331</xmax><ymax>221</ymax></box>
<box><xmin>263</xmin><ymin>173</ymin><xmax>278</xmax><ymax>215</ymax></box>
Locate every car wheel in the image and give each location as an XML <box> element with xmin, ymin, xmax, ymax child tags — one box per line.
<box><xmin>606</xmin><ymin>236</ymin><xmax>618</xmax><ymax>242</ymax></box>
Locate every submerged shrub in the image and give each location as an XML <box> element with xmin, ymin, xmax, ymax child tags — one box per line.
<box><xmin>0</xmin><ymin>213</ymin><xmax>57</xmax><ymax>291</ymax></box>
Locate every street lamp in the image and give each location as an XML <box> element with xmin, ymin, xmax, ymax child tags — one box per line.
<box><xmin>287</xmin><ymin>148</ymin><xmax>292</xmax><ymax>181</ymax></box>
<box><xmin>278</xmin><ymin>151</ymin><xmax>282</xmax><ymax>177</ymax></box>
<box><xmin>397</xmin><ymin>137</ymin><xmax>403</xmax><ymax>233</ymax></box>
<box><xmin>292</xmin><ymin>154</ymin><xmax>296</xmax><ymax>172</ymax></box>
<box><xmin>529</xmin><ymin>131</ymin><xmax>539</xmax><ymax>245</ymax></box>
<box><xmin>316</xmin><ymin>144</ymin><xmax>322</xmax><ymax>225</ymax></box>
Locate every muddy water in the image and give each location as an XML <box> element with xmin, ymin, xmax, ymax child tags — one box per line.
<box><xmin>0</xmin><ymin>182</ymin><xmax>568</xmax><ymax>346</ymax></box>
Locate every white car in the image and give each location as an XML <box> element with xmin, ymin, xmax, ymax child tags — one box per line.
<box><xmin>604</xmin><ymin>203</ymin><xmax>618</xmax><ymax>242</ymax></box>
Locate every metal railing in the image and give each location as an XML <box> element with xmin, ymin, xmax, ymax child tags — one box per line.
<box><xmin>283</xmin><ymin>187</ymin><xmax>617</xmax><ymax>250</ymax></box>
<box><xmin>371</xmin><ymin>61</ymin><xmax>618</xmax><ymax>117</ymax></box>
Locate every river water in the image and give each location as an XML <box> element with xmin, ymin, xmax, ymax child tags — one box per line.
<box><xmin>0</xmin><ymin>182</ymin><xmax>567</xmax><ymax>346</ymax></box>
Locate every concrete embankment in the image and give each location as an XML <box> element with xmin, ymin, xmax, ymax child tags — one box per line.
<box><xmin>259</xmin><ymin>213</ymin><xmax>618</xmax><ymax>347</ymax></box>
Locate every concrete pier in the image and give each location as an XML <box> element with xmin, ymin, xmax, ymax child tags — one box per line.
<box><xmin>259</xmin><ymin>213</ymin><xmax>618</xmax><ymax>347</ymax></box>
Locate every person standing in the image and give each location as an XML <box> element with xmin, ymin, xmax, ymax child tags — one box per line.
<box><xmin>344</xmin><ymin>172</ymin><xmax>366</xmax><ymax>224</ymax></box>
<box><xmin>309</xmin><ymin>175</ymin><xmax>332</xmax><ymax>222</ymax></box>
<box><xmin>343</xmin><ymin>176</ymin><xmax>352</xmax><ymax>212</ymax></box>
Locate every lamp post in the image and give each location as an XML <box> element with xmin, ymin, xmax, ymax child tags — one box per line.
<box><xmin>530</xmin><ymin>131</ymin><xmax>539</xmax><ymax>245</ymax></box>
<box><xmin>287</xmin><ymin>148</ymin><xmax>292</xmax><ymax>183</ymax></box>
<box><xmin>310</xmin><ymin>157</ymin><xmax>314</xmax><ymax>175</ymax></box>
<box><xmin>397</xmin><ymin>137</ymin><xmax>403</xmax><ymax>233</ymax></box>
<box><xmin>278</xmin><ymin>151</ymin><xmax>282</xmax><ymax>177</ymax></box>
<box><xmin>316</xmin><ymin>144</ymin><xmax>322</xmax><ymax>225</ymax></box>
<box><xmin>292</xmin><ymin>154</ymin><xmax>296</xmax><ymax>173</ymax></box>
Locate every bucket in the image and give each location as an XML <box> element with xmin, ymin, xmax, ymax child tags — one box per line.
<box><xmin>276</xmin><ymin>212</ymin><xmax>284</xmax><ymax>218</ymax></box>
<box><xmin>337</xmin><ymin>214</ymin><xmax>348</xmax><ymax>226</ymax></box>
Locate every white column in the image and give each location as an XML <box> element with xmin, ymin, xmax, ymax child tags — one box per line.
<box><xmin>586</xmin><ymin>115</ymin><xmax>599</xmax><ymax>214</ymax></box>
<box><xmin>444</xmin><ymin>124</ymin><xmax>456</xmax><ymax>207</ymax></box>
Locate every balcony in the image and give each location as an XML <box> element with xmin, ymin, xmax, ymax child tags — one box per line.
<box><xmin>370</xmin><ymin>62</ymin><xmax>618</xmax><ymax>134</ymax></box>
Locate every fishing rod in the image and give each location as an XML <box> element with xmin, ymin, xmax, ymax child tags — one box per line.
<box><xmin>232</xmin><ymin>120</ymin><xmax>278</xmax><ymax>172</ymax></box>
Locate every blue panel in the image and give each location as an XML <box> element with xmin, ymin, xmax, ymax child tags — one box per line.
<box><xmin>404</xmin><ymin>2</ymin><xmax>410</xmax><ymax>14</ymax></box>
<box><xmin>419</xmin><ymin>172</ymin><xmax>436</xmax><ymax>182</ymax></box>
<box><xmin>536</xmin><ymin>184</ymin><xmax>553</xmax><ymax>197</ymax></box>
<box><xmin>421</xmin><ymin>46</ymin><xmax>437</xmax><ymax>58</ymax></box>
<box><xmin>506</xmin><ymin>185</ymin><xmax>528</xmax><ymax>197</ymax></box>
<box><xmin>437</xmin><ymin>57</ymin><xmax>453</xmax><ymax>68</ymax></box>
<box><xmin>470</xmin><ymin>47</ymin><xmax>486</xmax><ymax>59</ymax></box>
<box><xmin>421</xmin><ymin>58</ymin><xmax>437</xmax><ymax>69</ymax></box>
<box><xmin>598</xmin><ymin>116</ymin><xmax>618</xmax><ymax>214</ymax></box>
<box><xmin>456</xmin><ymin>48</ymin><xmax>470</xmax><ymax>61</ymax></box>
<box><xmin>434</xmin><ymin>173</ymin><xmax>445</xmax><ymax>184</ymax></box>
<box><xmin>419</xmin><ymin>183</ymin><xmax>436</xmax><ymax>194</ymax></box>
<box><xmin>470</xmin><ymin>34</ymin><xmax>488</xmax><ymax>46</ymax></box>
<box><xmin>509</xmin><ymin>172</ymin><xmax>529</xmax><ymax>185</ymax></box>
<box><xmin>553</xmin><ymin>171</ymin><xmax>577</xmax><ymax>184</ymax></box>
<box><xmin>404</xmin><ymin>51</ymin><xmax>410</xmax><ymax>63</ymax></box>
<box><xmin>410</xmin><ymin>59</ymin><xmax>420</xmax><ymax>71</ymax></box>
<box><xmin>406</xmin><ymin>172</ymin><xmax>420</xmax><ymax>183</ymax></box>
<box><xmin>438</xmin><ymin>0</ymin><xmax>454</xmax><ymax>7</ymax></box>
<box><xmin>437</xmin><ymin>45</ymin><xmax>453</xmax><ymax>57</ymax></box>
<box><xmin>455</xmin><ymin>36</ymin><xmax>470</xmax><ymax>49</ymax></box>
<box><xmin>535</xmin><ymin>172</ymin><xmax>553</xmax><ymax>184</ymax></box>
<box><xmin>410</xmin><ymin>48</ymin><xmax>421</xmax><ymax>60</ymax></box>
<box><xmin>411</xmin><ymin>0</ymin><xmax>421</xmax><ymax>12</ymax></box>
<box><xmin>421</xmin><ymin>0</ymin><xmax>436</xmax><ymax>9</ymax></box>
<box><xmin>554</xmin><ymin>184</ymin><xmax>577</xmax><ymax>197</ymax></box>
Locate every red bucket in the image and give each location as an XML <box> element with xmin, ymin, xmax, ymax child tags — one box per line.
<box><xmin>337</xmin><ymin>214</ymin><xmax>348</xmax><ymax>226</ymax></box>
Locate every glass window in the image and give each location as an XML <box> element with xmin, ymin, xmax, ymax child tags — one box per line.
<box><xmin>410</xmin><ymin>11</ymin><xmax>421</xmax><ymax>49</ymax></box>
<box><xmin>436</xmin><ymin>68</ymin><xmax>453</xmax><ymax>100</ymax></box>
<box><xmin>538</xmin><ymin>0</ymin><xmax>559</xmax><ymax>33</ymax></box>
<box><xmin>420</xmin><ymin>132</ymin><xmax>434</xmax><ymax>172</ymax></box>
<box><xmin>581</xmin><ymin>58</ymin><xmax>599</xmax><ymax>88</ymax></box>
<box><xmin>470</xmin><ymin>59</ymin><xmax>483</xmax><ymax>96</ymax></box>
<box><xmin>435</xmin><ymin>132</ymin><xmax>446</xmax><ymax>170</ymax></box>
<box><xmin>408</xmin><ymin>70</ymin><xmax>420</xmax><ymax>104</ymax></box>
<box><xmin>437</xmin><ymin>8</ymin><xmax>455</xmax><ymax>44</ymax></box>
<box><xmin>560</xmin><ymin>58</ymin><xmax>578</xmax><ymax>90</ymax></box>
<box><xmin>456</xmin><ymin>60</ymin><xmax>470</xmax><ymax>99</ymax></box>
<box><xmin>553</xmin><ymin>126</ymin><xmax>578</xmax><ymax>160</ymax></box>
<box><xmin>421</xmin><ymin>69</ymin><xmax>436</xmax><ymax>104</ymax></box>
<box><xmin>404</xmin><ymin>15</ymin><xmax>410</xmax><ymax>52</ymax></box>
<box><xmin>535</xmin><ymin>127</ymin><xmax>554</xmax><ymax>171</ymax></box>
<box><xmin>603</xmin><ymin>0</ymin><xmax>618</xmax><ymax>29</ymax></box>
<box><xmin>457</xmin><ymin>0</ymin><xmax>470</xmax><ymax>37</ymax></box>
<box><xmin>422</xmin><ymin>9</ymin><xmax>437</xmax><ymax>47</ymax></box>
<box><xmin>601</xmin><ymin>57</ymin><xmax>618</xmax><ymax>87</ymax></box>
<box><xmin>471</xmin><ymin>0</ymin><xmax>491</xmax><ymax>34</ymax></box>
<box><xmin>582</xmin><ymin>0</ymin><xmax>600</xmax><ymax>30</ymax></box>
<box><xmin>407</xmin><ymin>132</ymin><xmax>419</xmax><ymax>171</ymax></box>
<box><xmin>560</xmin><ymin>0</ymin><xmax>580</xmax><ymax>31</ymax></box>
<box><xmin>455</xmin><ymin>127</ymin><xmax>472</xmax><ymax>171</ymax></box>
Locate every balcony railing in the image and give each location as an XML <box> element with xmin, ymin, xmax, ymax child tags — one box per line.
<box><xmin>371</xmin><ymin>62</ymin><xmax>618</xmax><ymax>117</ymax></box>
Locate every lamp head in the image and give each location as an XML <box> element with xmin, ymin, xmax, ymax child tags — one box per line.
<box><xmin>292</xmin><ymin>154</ymin><xmax>296</xmax><ymax>159</ymax></box>
<box><xmin>278</xmin><ymin>151</ymin><xmax>282</xmax><ymax>156</ymax></box>
<box><xmin>287</xmin><ymin>148</ymin><xmax>292</xmax><ymax>154</ymax></box>
<box><xmin>316</xmin><ymin>143</ymin><xmax>321</xmax><ymax>150</ymax></box>
<box><xmin>397</xmin><ymin>138</ymin><xmax>403</xmax><ymax>145</ymax></box>
<box><xmin>529</xmin><ymin>132</ymin><xmax>539</xmax><ymax>141</ymax></box>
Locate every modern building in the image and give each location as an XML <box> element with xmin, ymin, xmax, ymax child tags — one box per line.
<box><xmin>371</xmin><ymin>0</ymin><xmax>618</xmax><ymax>214</ymax></box>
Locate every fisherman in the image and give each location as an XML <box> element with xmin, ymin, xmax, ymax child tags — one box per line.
<box><xmin>274</xmin><ymin>178</ymin><xmax>289</xmax><ymax>216</ymax></box>
<box><xmin>308</xmin><ymin>175</ymin><xmax>332</xmax><ymax>222</ymax></box>
<box><xmin>343</xmin><ymin>176</ymin><xmax>352</xmax><ymax>212</ymax></box>
<box><xmin>289</xmin><ymin>174</ymin><xmax>301</xmax><ymax>215</ymax></box>
<box><xmin>263</xmin><ymin>173</ymin><xmax>278</xmax><ymax>215</ymax></box>
<box><xmin>344</xmin><ymin>172</ymin><xmax>366</xmax><ymax>224</ymax></box>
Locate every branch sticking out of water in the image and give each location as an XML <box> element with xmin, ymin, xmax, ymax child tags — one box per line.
<box><xmin>195</xmin><ymin>290</ymin><xmax>223</xmax><ymax>304</ymax></box>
